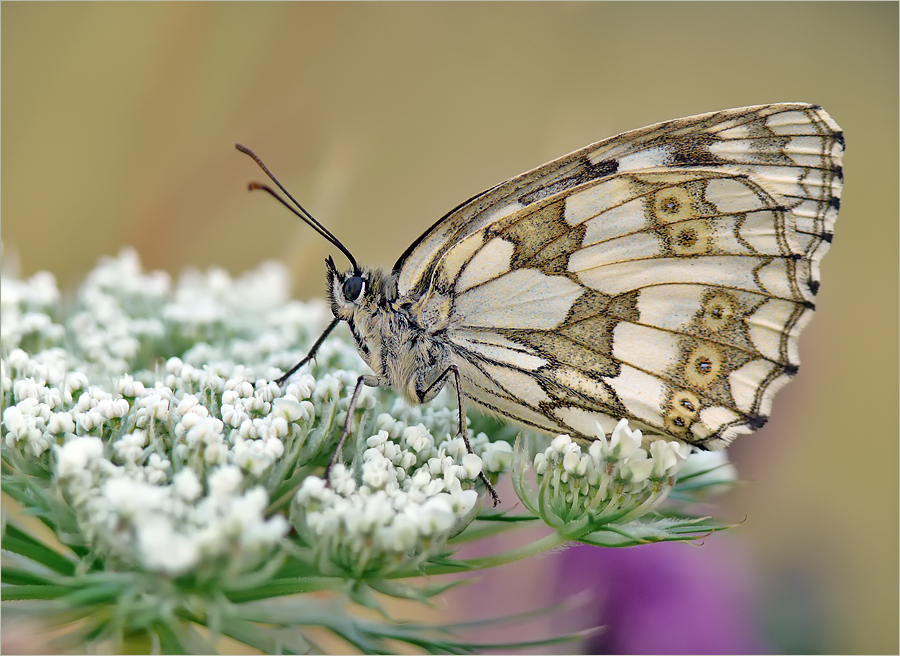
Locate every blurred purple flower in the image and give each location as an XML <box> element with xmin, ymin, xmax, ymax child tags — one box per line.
<box><xmin>556</xmin><ymin>540</ymin><xmax>771</xmax><ymax>654</ymax></box>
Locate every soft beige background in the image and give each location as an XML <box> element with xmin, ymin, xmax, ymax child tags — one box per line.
<box><xmin>3</xmin><ymin>3</ymin><xmax>897</xmax><ymax>654</ymax></box>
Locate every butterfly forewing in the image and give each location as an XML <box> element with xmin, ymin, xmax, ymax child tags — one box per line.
<box><xmin>397</xmin><ymin>104</ymin><xmax>840</xmax><ymax>292</ymax></box>
<box><xmin>401</xmin><ymin>103</ymin><xmax>843</xmax><ymax>448</ymax></box>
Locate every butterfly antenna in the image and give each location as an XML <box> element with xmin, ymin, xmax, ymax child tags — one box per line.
<box><xmin>235</xmin><ymin>144</ymin><xmax>359</xmax><ymax>272</ymax></box>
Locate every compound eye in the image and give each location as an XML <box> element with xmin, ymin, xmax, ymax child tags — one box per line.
<box><xmin>342</xmin><ymin>275</ymin><xmax>364</xmax><ymax>301</ymax></box>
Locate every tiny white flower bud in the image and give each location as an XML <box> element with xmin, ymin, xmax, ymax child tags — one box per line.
<box><xmin>208</xmin><ymin>465</ymin><xmax>243</xmax><ymax>500</ymax></box>
<box><xmin>56</xmin><ymin>436</ymin><xmax>105</xmax><ymax>477</ymax></box>
<box><xmin>329</xmin><ymin>464</ymin><xmax>357</xmax><ymax>496</ymax></box>
<box><xmin>63</xmin><ymin>372</ymin><xmax>88</xmax><ymax>402</ymax></box>
<box><xmin>381</xmin><ymin>514</ymin><xmax>418</xmax><ymax>552</ymax></box>
<box><xmin>563</xmin><ymin>450</ymin><xmax>587</xmax><ymax>477</ymax></box>
<box><xmin>650</xmin><ymin>440</ymin><xmax>690</xmax><ymax>478</ymax></box>
<box><xmin>422</xmin><ymin>478</ymin><xmax>444</xmax><ymax>496</ymax></box>
<box><xmin>221</xmin><ymin>404</ymin><xmax>247</xmax><ymax>428</ymax></box>
<box><xmin>116</xmin><ymin>375</ymin><xmax>145</xmax><ymax>398</ymax></box>
<box><xmin>114</xmin><ymin>398</ymin><xmax>131</xmax><ymax>418</ymax></box>
<box><xmin>254</xmin><ymin>380</ymin><xmax>279</xmax><ymax>403</ymax></box>
<box><xmin>264</xmin><ymin>436</ymin><xmax>284</xmax><ymax>459</ymax></box>
<box><xmin>114</xmin><ymin>430</ymin><xmax>147</xmax><ymax>463</ymax></box>
<box><xmin>417</xmin><ymin>495</ymin><xmax>456</xmax><ymax>535</ymax></box>
<box><xmin>272</xmin><ymin>396</ymin><xmax>304</xmax><ymax>422</ymax></box>
<box><xmin>366</xmin><ymin>431</ymin><xmax>389</xmax><ymax>449</ymax></box>
<box><xmin>409</xmin><ymin>468</ymin><xmax>432</xmax><ymax>489</ymax></box>
<box><xmin>362</xmin><ymin>456</ymin><xmax>393</xmax><ymax>489</ymax></box>
<box><xmin>551</xmin><ymin>434</ymin><xmax>573</xmax><ymax>453</ymax></box>
<box><xmin>374</xmin><ymin>413</ymin><xmax>400</xmax><ymax>436</ymax></box>
<box><xmin>176</xmin><ymin>395</ymin><xmax>200</xmax><ymax>415</ymax></box>
<box><xmin>284</xmin><ymin>375</ymin><xmax>314</xmax><ymax>400</ymax></box>
<box><xmin>461</xmin><ymin>453</ymin><xmax>483</xmax><ymax>480</ymax></box>
<box><xmin>78</xmin><ymin>408</ymin><xmax>105</xmax><ymax>432</ymax></box>
<box><xmin>381</xmin><ymin>441</ymin><xmax>400</xmax><ymax>463</ymax></box>
<box><xmin>14</xmin><ymin>378</ymin><xmax>42</xmax><ymax>402</ymax></box>
<box><xmin>481</xmin><ymin>441</ymin><xmax>513</xmax><ymax>473</ymax></box>
<box><xmin>3</xmin><ymin>406</ymin><xmax>26</xmax><ymax>436</ymax></box>
<box><xmin>427</xmin><ymin>457</ymin><xmax>444</xmax><ymax>476</ymax></box>
<box><xmin>609</xmin><ymin>418</ymin><xmax>642</xmax><ymax>459</ymax></box>
<box><xmin>166</xmin><ymin>357</ymin><xmax>184</xmax><ymax>375</ymax></box>
<box><xmin>269</xmin><ymin>416</ymin><xmax>289</xmax><ymax>438</ymax></box>
<box><xmin>296</xmin><ymin>475</ymin><xmax>333</xmax><ymax>506</ymax></box>
<box><xmin>397</xmin><ymin>451</ymin><xmax>417</xmax><ymax>470</ymax></box>
<box><xmin>625</xmin><ymin>458</ymin><xmax>654</xmax><ymax>484</ymax></box>
<box><xmin>402</xmin><ymin>424</ymin><xmax>433</xmax><ymax>453</ymax></box>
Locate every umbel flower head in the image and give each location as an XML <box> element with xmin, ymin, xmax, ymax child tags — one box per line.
<box><xmin>293</xmin><ymin>425</ymin><xmax>512</xmax><ymax>578</ymax></box>
<box><xmin>513</xmin><ymin>419</ymin><xmax>726</xmax><ymax>546</ymax></box>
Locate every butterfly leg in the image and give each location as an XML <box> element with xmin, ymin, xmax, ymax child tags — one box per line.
<box><xmin>323</xmin><ymin>373</ymin><xmax>388</xmax><ymax>482</ymax></box>
<box><xmin>275</xmin><ymin>317</ymin><xmax>341</xmax><ymax>385</ymax></box>
<box><xmin>422</xmin><ymin>365</ymin><xmax>500</xmax><ymax>506</ymax></box>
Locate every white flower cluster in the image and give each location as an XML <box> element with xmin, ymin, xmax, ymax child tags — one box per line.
<box><xmin>56</xmin><ymin>436</ymin><xmax>289</xmax><ymax>577</ymax></box>
<box><xmin>295</xmin><ymin>418</ymin><xmax>513</xmax><ymax>577</ymax></box>
<box><xmin>67</xmin><ymin>249</ymin><xmax>171</xmax><ymax>377</ymax></box>
<box><xmin>2</xmin><ymin>248</ymin><xmax>368</xmax><ymax>387</ymax></box>
<box><xmin>2</xmin><ymin>249</ymin><xmax>513</xmax><ymax>580</ymax></box>
<box><xmin>1</xmin><ymin>269</ymin><xmax>65</xmax><ymax>356</ymax></box>
<box><xmin>2</xmin><ymin>352</ymin><xmax>336</xmax><ymax>478</ymax></box>
<box><xmin>1</xmin><ymin>356</ymin><xmax>331</xmax><ymax>577</ymax></box>
<box><xmin>518</xmin><ymin>419</ymin><xmax>692</xmax><ymax>536</ymax></box>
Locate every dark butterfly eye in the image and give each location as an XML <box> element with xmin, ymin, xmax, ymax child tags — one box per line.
<box><xmin>342</xmin><ymin>275</ymin><xmax>363</xmax><ymax>301</ymax></box>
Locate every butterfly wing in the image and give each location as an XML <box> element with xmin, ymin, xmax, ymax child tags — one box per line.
<box><xmin>399</xmin><ymin>104</ymin><xmax>843</xmax><ymax>448</ymax></box>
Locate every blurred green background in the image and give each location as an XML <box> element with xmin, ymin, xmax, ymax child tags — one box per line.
<box><xmin>2</xmin><ymin>2</ymin><xmax>897</xmax><ymax>653</ymax></box>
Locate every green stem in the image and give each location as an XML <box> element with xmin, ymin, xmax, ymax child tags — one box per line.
<box><xmin>407</xmin><ymin>531</ymin><xmax>570</xmax><ymax>578</ymax></box>
<box><xmin>465</xmin><ymin>530</ymin><xmax>571</xmax><ymax>568</ymax></box>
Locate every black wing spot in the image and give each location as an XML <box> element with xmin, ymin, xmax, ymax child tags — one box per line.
<box><xmin>518</xmin><ymin>158</ymin><xmax>619</xmax><ymax>206</ymax></box>
<box><xmin>829</xmin><ymin>197</ymin><xmax>841</xmax><ymax>210</ymax></box>
<box><xmin>670</xmin><ymin>140</ymin><xmax>723</xmax><ymax>167</ymax></box>
<box><xmin>588</xmin><ymin>158</ymin><xmax>620</xmax><ymax>178</ymax></box>
<box><xmin>822</xmin><ymin>232</ymin><xmax>834</xmax><ymax>243</ymax></box>
<box><xmin>784</xmin><ymin>363</ymin><xmax>799</xmax><ymax>376</ymax></box>
<box><xmin>834</xmin><ymin>131</ymin><xmax>845</xmax><ymax>148</ymax></box>
<box><xmin>748</xmin><ymin>415</ymin><xmax>769</xmax><ymax>429</ymax></box>
<box><xmin>833</xmin><ymin>166</ymin><xmax>843</xmax><ymax>180</ymax></box>
<box><xmin>807</xmin><ymin>279</ymin><xmax>820</xmax><ymax>295</ymax></box>
<box><xmin>801</xmin><ymin>300</ymin><xmax>816</xmax><ymax>311</ymax></box>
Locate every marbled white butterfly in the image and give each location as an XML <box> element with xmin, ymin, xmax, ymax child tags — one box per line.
<box><xmin>238</xmin><ymin>103</ymin><xmax>843</xmax><ymax>504</ymax></box>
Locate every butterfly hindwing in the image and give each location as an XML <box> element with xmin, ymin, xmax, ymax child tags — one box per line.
<box><xmin>402</xmin><ymin>103</ymin><xmax>843</xmax><ymax>448</ymax></box>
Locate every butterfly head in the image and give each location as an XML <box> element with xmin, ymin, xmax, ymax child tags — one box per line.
<box><xmin>325</xmin><ymin>256</ymin><xmax>401</xmax><ymax>371</ymax></box>
<box><xmin>326</xmin><ymin>255</ymin><xmax>365</xmax><ymax>312</ymax></box>
<box><xmin>326</xmin><ymin>256</ymin><xmax>398</xmax><ymax>319</ymax></box>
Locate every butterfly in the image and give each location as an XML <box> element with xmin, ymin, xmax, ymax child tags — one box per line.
<box><xmin>237</xmin><ymin>103</ymin><xmax>843</xmax><ymax>504</ymax></box>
